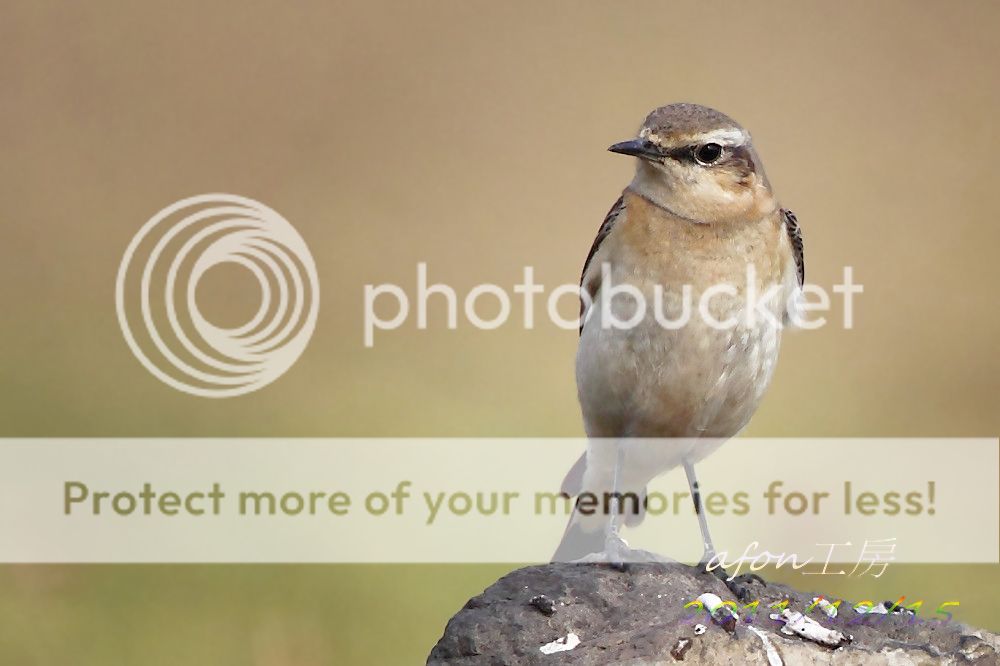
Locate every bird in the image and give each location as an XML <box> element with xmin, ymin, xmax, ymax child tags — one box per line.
<box><xmin>553</xmin><ymin>103</ymin><xmax>804</xmax><ymax>600</ymax></box>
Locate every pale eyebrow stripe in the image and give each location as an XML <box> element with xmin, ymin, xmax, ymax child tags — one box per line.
<box><xmin>694</xmin><ymin>128</ymin><xmax>747</xmax><ymax>146</ymax></box>
<box><xmin>639</xmin><ymin>127</ymin><xmax>749</xmax><ymax>149</ymax></box>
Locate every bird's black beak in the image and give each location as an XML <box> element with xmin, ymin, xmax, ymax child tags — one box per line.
<box><xmin>608</xmin><ymin>139</ymin><xmax>663</xmax><ymax>161</ymax></box>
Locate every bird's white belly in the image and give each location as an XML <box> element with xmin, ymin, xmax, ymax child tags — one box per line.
<box><xmin>576</xmin><ymin>283</ymin><xmax>783</xmax><ymax>482</ymax></box>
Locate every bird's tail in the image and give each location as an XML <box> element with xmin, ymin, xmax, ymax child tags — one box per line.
<box><xmin>552</xmin><ymin>507</ymin><xmax>606</xmax><ymax>562</ymax></box>
<box><xmin>552</xmin><ymin>452</ymin><xmax>650</xmax><ymax>561</ymax></box>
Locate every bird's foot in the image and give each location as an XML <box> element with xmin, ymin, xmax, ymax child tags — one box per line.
<box><xmin>697</xmin><ymin>559</ymin><xmax>766</xmax><ymax>602</ymax></box>
<box><xmin>572</xmin><ymin>533</ymin><xmax>630</xmax><ymax>569</ymax></box>
<box><xmin>573</xmin><ymin>535</ymin><xmax>674</xmax><ymax>569</ymax></box>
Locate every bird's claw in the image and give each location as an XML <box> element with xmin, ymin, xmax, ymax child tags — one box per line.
<box><xmin>572</xmin><ymin>536</ymin><xmax>674</xmax><ymax>570</ymax></box>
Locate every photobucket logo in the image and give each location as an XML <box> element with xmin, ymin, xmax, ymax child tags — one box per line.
<box><xmin>363</xmin><ymin>263</ymin><xmax>862</xmax><ymax>346</ymax></box>
<box><xmin>115</xmin><ymin>194</ymin><xmax>319</xmax><ymax>397</ymax></box>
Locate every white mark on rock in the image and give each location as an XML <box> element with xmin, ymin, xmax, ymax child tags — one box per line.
<box><xmin>747</xmin><ymin>626</ymin><xmax>783</xmax><ymax>666</ymax></box>
<box><xmin>693</xmin><ymin>624</ymin><xmax>707</xmax><ymax>635</ymax></box>
<box><xmin>770</xmin><ymin>609</ymin><xmax>852</xmax><ymax>647</ymax></box>
<box><xmin>670</xmin><ymin>637</ymin><xmax>693</xmax><ymax>660</ymax></box>
<box><xmin>696</xmin><ymin>592</ymin><xmax>723</xmax><ymax>614</ymax></box>
<box><xmin>853</xmin><ymin>600</ymin><xmax>915</xmax><ymax>616</ymax></box>
<box><xmin>853</xmin><ymin>601</ymin><xmax>889</xmax><ymax>615</ymax></box>
<box><xmin>811</xmin><ymin>597</ymin><xmax>838</xmax><ymax>618</ymax></box>
<box><xmin>539</xmin><ymin>632</ymin><xmax>580</xmax><ymax>655</ymax></box>
<box><xmin>696</xmin><ymin>592</ymin><xmax>738</xmax><ymax>632</ymax></box>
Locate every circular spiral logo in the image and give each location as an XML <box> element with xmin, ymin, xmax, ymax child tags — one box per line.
<box><xmin>115</xmin><ymin>194</ymin><xmax>319</xmax><ymax>397</ymax></box>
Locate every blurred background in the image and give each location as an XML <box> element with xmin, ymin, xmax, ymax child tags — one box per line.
<box><xmin>1</xmin><ymin>1</ymin><xmax>998</xmax><ymax>663</ymax></box>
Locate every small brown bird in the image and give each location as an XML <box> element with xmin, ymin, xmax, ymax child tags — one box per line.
<box><xmin>554</xmin><ymin>103</ymin><xmax>804</xmax><ymax>599</ymax></box>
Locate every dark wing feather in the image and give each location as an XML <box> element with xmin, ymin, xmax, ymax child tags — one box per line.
<box><xmin>782</xmin><ymin>208</ymin><xmax>804</xmax><ymax>287</ymax></box>
<box><xmin>579</xmin><ymin>196</ymin><xmax>625</xmax><ymax>334</ymax></box>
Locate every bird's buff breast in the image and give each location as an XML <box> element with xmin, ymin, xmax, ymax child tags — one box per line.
<box><xmin>576</xmin><ymin>200</ymin><xmax>789</xmax><ymax>442</ymax></box>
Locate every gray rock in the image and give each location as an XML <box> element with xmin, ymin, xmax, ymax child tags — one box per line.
<box><xmin>428</xmin><ymin>563</ymin><xmax>1000</xmax><ymax>665</ymax></box>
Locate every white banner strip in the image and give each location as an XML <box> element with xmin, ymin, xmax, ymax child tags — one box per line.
<box><xmin>0</xmin><ymin>438</ymin><xmax>995</xmax><ymax>564</ymax></box>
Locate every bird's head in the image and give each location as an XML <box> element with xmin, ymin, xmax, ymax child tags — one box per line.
<box><xmin>610</xmin><ymin>103</ymin><xmax>776</xmax><ymax>224</ymax></box>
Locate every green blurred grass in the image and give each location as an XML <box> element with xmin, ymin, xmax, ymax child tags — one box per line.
<box><xmin>0</xmin><ymin>565</ymin><xmax>510</xmax><ymax>665</ymax></box>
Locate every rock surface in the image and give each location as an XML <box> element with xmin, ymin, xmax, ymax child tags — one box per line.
<box><xmin>428</xmin><ymin>563</ymin><xmax>1000</xmax><ymax>665</ymax></box>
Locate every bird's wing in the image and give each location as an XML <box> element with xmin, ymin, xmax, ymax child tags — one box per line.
<box><xmin>781</xmin><ymin>208</ymin><xmax>805</xmax><ymax>287</ymax></box>
<box><xmin>579</xmin><ymin>195</ymin><xmax>626</xmax><ymax>334</ymax></box>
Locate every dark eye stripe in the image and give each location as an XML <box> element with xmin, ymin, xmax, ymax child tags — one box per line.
<box><xmin>660</xmin><ymin>144</ymin><xmax>730</xmax><ymax>163</ymax></box>
<box><xmin>661</xmin><ymin>145</ymin><xmax>702</xmax><ymax>162</ymax></box>
<box><xmin>729</xmin><ymin>145</ymin><xmax>757</xmax><ymax>174</ymax></box>
<box><xmin>670</xmin><ymin>143</ymin><xmax>757</xmax><ymax>169</ymax></box>
<box><xmin>655</xmin><ymin>142</ymin><xmax>757</xmax><ymax>176</ymax></box>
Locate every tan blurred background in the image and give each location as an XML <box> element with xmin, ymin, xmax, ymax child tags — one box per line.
<box><xmin>1</xmin><ymin>1</ymin><xmax>998</xmax><ymax>663</ymax></box>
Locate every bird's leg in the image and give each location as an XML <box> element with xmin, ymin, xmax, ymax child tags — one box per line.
<box><xmin>684</xmin><ymin>460</ymin><xmax>764</xmax><ymax>601</ymax></box>
<box><xmin>684</xmin><ymin>460</ymin><xmax>716</xmax><ymax>562</ymax></box>
<box><xmin>602</xmin><ymin>440</ymin><xmax>629</xmax><ymax>570</ymax></box>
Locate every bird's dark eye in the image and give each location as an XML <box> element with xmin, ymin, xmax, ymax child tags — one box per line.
<box><xmin>693</xmin><ymin>142</ymin><xmax>724</xmax><ymax>166</ymax></box>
